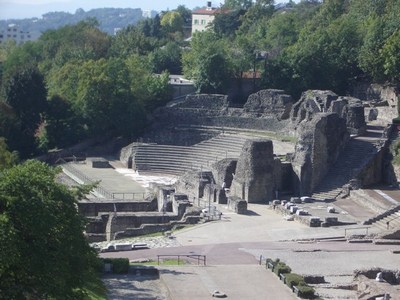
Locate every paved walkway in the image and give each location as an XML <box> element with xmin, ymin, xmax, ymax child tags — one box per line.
<box><xmin>159</xmin><ymin>265</ymin><xmax>297</xmax><ymax>300</ymax></box>
<box><xmin>101</xmin><ymin>203</ymin><xmax>400</xmax><ymax>299</ymax></box>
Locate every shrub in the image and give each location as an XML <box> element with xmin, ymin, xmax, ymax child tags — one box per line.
<box><xmin>274</xmin><ymin>261</ymin><xmax>292</xmax><ymax>276</ymax></box>
<box><xmin>296</xmin><ymin>284</ymin><xmax>316</xmax><ymax>299</ymax></box>
<box><xmin>101</xmin><ymin>258</ymin><xmax>129</xmax><ymax>274</ymax></box>
<box><xmin>285</xmin><ymin>273</ymin><xmax>305</xmax><ymax>288</ymax></box>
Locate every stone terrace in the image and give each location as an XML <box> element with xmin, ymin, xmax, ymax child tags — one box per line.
<box><xmin>132</xmin><ymin>131</ymin><xmax>295</xmax><ymax>176</ymax></box>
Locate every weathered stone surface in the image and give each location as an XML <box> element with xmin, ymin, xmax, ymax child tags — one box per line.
<box><xmin>230</xmin><ymin>139</ymin><xmax>277</xmax><ymax>203</ymax></box>
<box><xmin>292</xmin><ymin>113</ymin><xmax>349</xmax><ymax>195</ymax></box>
<box><xmin>243</xmin><ymin>89</ymin><xmax>294</xmax><ymax>120</ymax></box>
<box><xmin>329</xmin><ymin>97</ymin><xmax>366</xmax><ymax>135</ymax></box>
<box><xmin>291</xmin><ymin>90</ymin><xmax>339</xmax><ymax>126</ymax></box>
<box><xmin>119</xmin><ymin>143</ymin><xmax>138</xmax><ymax>168</ymax></box>
<box><xmin>169</xmin><ymin>94</ymin><xmax>229</xmax><ymax>110</ymax></box>
<box><xmin>227</xmin><ymin>196</ymin><xmax>247</xmax><ymax>214</ymax></box>
<box><xmin>351</xmin><ymin>83</ymin><xmax>399</xmax><ymax>125</ymax></box>
<box><xmin>174</xmin><ymin>170</ymin><xmax>214</xmax><ymax>201</ymax></box>
<box><xmin>366</xmin><ymin>108</ymin><xmax>378</xmax><ymax>121</ymax></box>
<box><xmin>211</xmin><ymin>158</ymin><xmax>237</xmax><ymax>188</ymax></box>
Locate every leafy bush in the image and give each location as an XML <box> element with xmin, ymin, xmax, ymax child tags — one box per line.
<box><xmin>101</xmin><ymin>258</ymin><xmax>129</xmax><ymax>274</ymax></box>
<box><xmin>285</xmin><ymin>273</ymin><xmax>305</xmax><ymax>288</ymax></box>
<box><xmin>274</xmin><ymin>261</ymin><xmax>292</xmax><ymax>276</ymax></box>
<box><xmin>296</xmin><ymin>283</ymin><xmax>316</xmax><ymax>299</ymax></box>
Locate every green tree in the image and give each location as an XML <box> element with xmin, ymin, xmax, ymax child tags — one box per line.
<box><xmin>45</xmin><ymin>95</ymin><xmax>85</xmax><ymax>148</ymax></box>
<box><xmin>161</xmin><ymin>11</ymin><xmax>184</xmax><ymax>33</ymax></box>
<box><xmin>212</xmin><ymin>9</ymin><xmax>246</xmax><ymax>37</ymax></box>
<box><xmin>1</xmin><ymin>66</ymin><xmax>48</xmax><ymax>157</ymax></box>
<box><xmin>381</xmin><ymin>30</ymin><xmax>400</xmax><ymax>81</ymax></box>
<box><xmin>0</xmin><ymin>160</ymin><xmax>98</xmax><ymax>299</ymax></box>
<box><xmin>125</xmin><ymin>55</ymin><xmax>172</xmax><ymax>115</ymax></box>
<box><xmin>148</xmin><ymin>41</ymin><xmax>182</xmax><ymax>74</ymax></box>
<box><xmin>110</xmin><ymin>25</ymin><xmax>157</xmax><ymax>57</ymax></box>
<box><xmin>183</xmin><ymin>31</ymin><xmax>233</xmax><ymax>93</ymax></box>
<box><xmin>223</xmin><ymin>0</ymin><xmax>253</xmax><ymax>10</ymax></box>
<box><xmin>0</xmin><ymin>138</ymin><xmax>18</xmax><ymax>170</ymax></box>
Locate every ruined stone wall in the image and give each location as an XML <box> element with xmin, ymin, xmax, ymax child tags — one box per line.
<box><xmin>210</xmin><ymin>158</ymin><xmax>237</xmax><ymax>188</ymax></box>
<box><xmin>110</xmin><ymin>214</ymin><xmax>173</xmax><ymax>239</ymax></box>
<box><xmin>351</xmin><ymin>83</ymin><xmax>399</xmax><ymax>125</ymax></box>
<box><xmin>243</xmin><ymin>89</ymin><xmax>294</xmax><ymax>120</ymax></box>
<box><xmin>78</xmin><ymin>200</ymin><xmax>156</xmax><ymax>217</ymax></box>
<box><xmin>292</xmin><ymin>113</ymin><xmax>349</xmax><ymax>195</ymax></box>
<box><xmin>290</xmin><ymin>90</ymin><xmax>366</xmax><ymax>136</ymax></box>
<box><xmin>146</xmin><ymin>91</ymin><xmax>290</xmax><ymax>145</ymax></box>
<box><xmin>230</xmin><ymin>139</ymin><xmax>277</xmax><ymax>203</ymax></box>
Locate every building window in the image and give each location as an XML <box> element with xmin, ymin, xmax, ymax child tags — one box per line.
<box><xmin>201</xmin><ymin>19</ymin><xmax>206</xmax><ymax>25</ymax></box>
<box><xmin>194</xmin><ymin>19</ymin><xmax>199</xmax><ymax>25</ymax></box>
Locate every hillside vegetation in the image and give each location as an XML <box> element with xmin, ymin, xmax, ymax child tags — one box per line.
<box><xmin>0</xmin><ymin>0</ymin><xmax>399</xmax><ymax>160</ymax></box>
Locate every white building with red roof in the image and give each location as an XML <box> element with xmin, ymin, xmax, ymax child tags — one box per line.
<box><xmin>191</xmin><ymin>1</ymin><xmax>219</xmax><ymax>34</ymax></box>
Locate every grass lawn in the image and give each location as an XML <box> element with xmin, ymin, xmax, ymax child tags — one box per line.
<box><xmin>131</xmin><ymin>259</ymin><xmax>186</xmax><ymax>266</ymax></box>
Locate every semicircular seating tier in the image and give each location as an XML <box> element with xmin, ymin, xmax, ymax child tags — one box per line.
<box><xmin>132</xmin><ymin>133</ymin><xmax>256</xmax><ymax>176</ymax></box>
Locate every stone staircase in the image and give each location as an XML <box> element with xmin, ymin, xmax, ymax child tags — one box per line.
<box><xmin>311</xmin><ymin>127</ymin><xmax>383</xmax><ymax>200</ymax></box>
<box><xmin>132</xmin><ymin>133</ymin><xmax>253</xmax><ymax>176</ymax></box>
<box><xmin>363</xmin><ymin>205</ymin><xmax>400</xmax><ymax>230</ymax></box>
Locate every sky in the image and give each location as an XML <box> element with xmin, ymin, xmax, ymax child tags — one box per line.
<box><xmin>0</xmin><ymin>0</ymin><xmax>291</xmax><ymax>20</ymax></box>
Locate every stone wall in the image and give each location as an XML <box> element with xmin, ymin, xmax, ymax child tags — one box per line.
<box><xmin>146</xmin><ymin>91</ymin><xmax>290</xmax><ymax>145</ymax></box>
<box><xmin>227</xmin><ymin>196</ymin><xmax>247</xmax><ymax>214</ymax></box>
<box><xmin>291</xmin><ymin>90</ymin><xmax>338</xmax><ymax>126</ymax></box>
<box><xmin>169</xmin><ymin>94</ymin><xmax>229</xmax><ymax>110</ymax></box>
<box><xmin>78</xmin><ymin>200</ymin><xmax>157</xmax><ymax>217</ymax></box>
<box><xmin>351</xmin><ymin>83</ymin><xmax>399</xmax><ymax>125</ymax></box>
<box><xmin>210</xmin><ymin>158</ymin><xmax>237</xmax><ymax>188</ymax></box>
<box><xmin>290</xmin><ymin>90</ymin><xmax>366</xmax><ymax>135</ymax></box>
<box><xmin>230</xmin><ymin>139</ymin><xmax>277</xmax><ymax>203</ymax></box>
<box><xmin>243</xmin><ymin>89</ymin><xmax>294</xmax><ymax>120</ymax></box>
<box><xmin>329</xmin><ymin>97</ymin><xmax>366</xmax><ymax>135</ymax></box>
<box><xmin>292</xmin><ymin>113</ymin><xmax>349</xmax><ymax>195</ymax></box>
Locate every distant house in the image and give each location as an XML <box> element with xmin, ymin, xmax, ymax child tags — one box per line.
<box><xmin>191</xmin><ymin>1</ymin><xmax>219</xmax><ymax>35</ymax></box>
<box><xmin>0</xmin><ymin>24</ymin><xmax>36</xmax><ymax>45</ymax></box>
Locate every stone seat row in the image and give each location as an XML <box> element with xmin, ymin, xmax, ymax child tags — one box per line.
<box><xmin>134</xmin><ymin>148</ymin><xmax>233</xmax><ymax>162</ymax></box>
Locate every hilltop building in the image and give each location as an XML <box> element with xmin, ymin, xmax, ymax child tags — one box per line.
<box><xmin>0</xmin><ymin>24</ymin><xmax>35</xmax><ymax>44</ymax></box>
<box><xmin>191</xmin><ymin>1</ymin><xmax>219</xmax><ymax>34</ymax></box>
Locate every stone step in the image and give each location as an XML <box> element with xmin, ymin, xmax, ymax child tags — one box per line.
<box><xmin>311</xmin><ymin>135</ymin><xmax>380</xmax><ymax>200</ymax></box>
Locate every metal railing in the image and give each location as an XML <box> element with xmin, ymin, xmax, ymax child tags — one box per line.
<box><xmin>344</xmin><ymin>226</ymin><xmax>371</xmax><ymax>237</ymax></box>
<box><xmin>157</xmin><ymin>254</ymin><xmax>206</xmax><ymax>266</ymax></box>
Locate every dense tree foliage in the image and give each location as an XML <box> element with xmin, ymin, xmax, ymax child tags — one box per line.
<box><xmin>0</xmin><ymin>160</ymin><xmax>98</xmax><ymax>299</ymax></box>
<box><xmin>1</xmin><ymin>66</ymin><xmax>48</xmax><ymax>157</ymax></box>
<box><xmin>0</xmin><ymin>137</ymin><xmax>18</xmax><ymax>170</ymax></box>
<box><xmin>182</xmin><ymin>0</ymin><xmax>400</xmax><ymax>97</ymax></box>
<box><xmin>0</xmin><ymin>19</ymin><xmax>172</xmax><ymax>158</ymax></box>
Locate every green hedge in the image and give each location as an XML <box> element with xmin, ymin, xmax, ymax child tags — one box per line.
<box><xmin>100</xmin><ymin>258</ymin><xmax>129</xmax><ymax>274</ymax></box>
<box><xmin>274</xmin><ymin>261</ymin><xmax>292</xmax><ymax>276</ymax></box>
<box><xmin>265</xmin><ymin>258</ymin><xmax>316</xmax><ymax>299</ymax></box>
<box><xmin>285</xmin><ymin>273</ymin><xmax>305</xmax><ymax>288</ymax></box>
<box><xmin>296</xmin><ymin>284</ymin><xmax>316</xmax><ymax>299</ymax></box>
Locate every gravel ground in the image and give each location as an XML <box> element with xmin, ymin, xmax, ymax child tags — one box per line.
<box><xmin>103</xmin><ymin>273</ymin><xmax>168</xmax><ymax>300</ymax></box>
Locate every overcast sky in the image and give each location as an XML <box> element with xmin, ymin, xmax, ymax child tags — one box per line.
<box><xmin>0</xmin><ymin>0</ymin><xmax>291</xmax><ymax>20</ymax></box>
